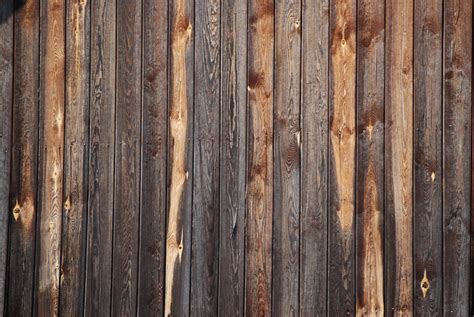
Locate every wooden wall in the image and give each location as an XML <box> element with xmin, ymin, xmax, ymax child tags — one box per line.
<box><xmin>0</xmin><ymin>0</ymin><xmax>472</xmax><ymax>315</ymax></box>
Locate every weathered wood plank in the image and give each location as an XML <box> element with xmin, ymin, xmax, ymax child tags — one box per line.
<box><xmin>84</xmin><ymin>0</ymin><xmax>116</xmax><ymax>314</ymax></box>
<box><xmin>111</xmin><ymin>0</ymin><xmax>141</xmax><ymax>314</ymax></box>
<box><xmin>218</xmin><ymin>0</ymin><xmax>247</xmax><ymax>315</ymax></box>
<box><xmin>443</xmin><ymin>0</ymin><xmax>472</xmax><ymax>315</ymax></box>
<box><xmin>355</xmin><ymin>0</ymin><xmax>384</xmax><ymax>315</ymax></box>
<box><xmin>385</xmin><ymin>0</ymin><xmax>413</xmax><ymax>314</ymax></box>
<box><xmin>191</xmin><ymin>0</ymin><xmax>220</xmax><ymax>315</ymax></box>
<box><xmin>138</xmin><ymin>0</ymin><xmax>168</xmax><ymax>315</ymax></box>
<box><xmin>413</xmin><ymin>0</ymin><xmax>443</xmax><ymax>314</ymax></box>
<box><xmin>165</xmin><ymin>0</ymin><xmax>194</xmax><ymax>314</ymax></box>
<box><xmin>7</xmin><ymin>0</ymin><xmax>40</xmax><ymax>315</ymax></box>
<box><xmin>273</xmin><ymin>0</ymin><xmax>301</xmax><ymax>314</ymax></box>
<box><xmin>328</xmin><ymin>0</ymin><xmax>356</xmax><ymax>314</ymax></box>
<box><xmin>300</xmin><ymin>0</ymin><xmax>329</xmax><ymax>315</ymax></box>
<box><xmin>246</xmin><ymin>0</ymin><xmax>274</xmax><ymax>315</ymax></box>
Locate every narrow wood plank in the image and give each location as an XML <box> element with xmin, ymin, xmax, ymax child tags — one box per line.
<box><xmin>355</xmin><ymin>0</ymin><xmax>384</xmax><ymax>315</ymax></box>
<box><xmin>111</xmin><ymin>0</ymin><xmax>142</xmax><ymax>314</ymax></box>
<box><xmin>191</xmin><ymin>0</ymin><xmax>220</xmax><ymax>315</ymax></box>
<box><xmin>7</xmin><ymin>0</ymin><xmax>40</xmax><ymax>315</ymax></box>
<box><xmin>300</xmin><ymin>0</ymin><xmax>329</xmax><ymax>315</ymax></box>
<box><xmin>0</xmin><ymin>1</ymin><xmax>14</xmax><ymax>314</ymax></box>
<box><xmin>273</xmin><ymin>0</ymin><xmax>301</xmax><ymax>314</ymax></box>
<box><xmin>328</xmin><ymin>0</ymin><xmax>356</xmax><ymax>314</ymax></box>
<box><xmin>218</xmin><ymin>0</ymin><xmax>247</xmax><ymax>315</ymax></box>
<box><xmin>165</xmin><ymin>0</ymin><xmax>194</xmax><ymax>314</ymax></box>
<box><xmin>413</xmin><ymin>0</ymin><xmax>443</xmax><ymax>314</ymax></box>
<box><xmin>59</xmin><ymin>0</ymin><xmax>91</xmax><ymax>314</ymax></box>
<box><xmin>84</xmin><ymin>0</ymin><xmax>116</xmax><ymax>314</ymax></box>
<box><xmin>246</xmin><ymin>0</ymin><xmax>274</xmax><ymax>315</ymax></box>
<box><xmin>385</xmin><ymin>0</ymin><xmax>413</xmax><ymax>314</ymax></box>
<box><xmin>443</xmin><ymin>0</ymin><xmax>472</xmax><ymax>315</ymax></box>
<box><xmin>138</xmin><ymin>0</ymin><xmax>168</xmax><ymax>315</ymax></box>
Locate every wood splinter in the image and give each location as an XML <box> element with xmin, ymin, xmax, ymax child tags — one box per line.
<box><xmin>420</xmin><ymin>269</ymin><xmax>430</xmax><ymax>298</ymax></box>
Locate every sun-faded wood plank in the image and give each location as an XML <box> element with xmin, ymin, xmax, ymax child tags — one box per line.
<box><xmin>273</xmin><ymin>0</ymin><xmax>301</xmax><ymax>314</ymax></box>
<box><xmin>246</xmin><ymin>0</ymin><xmax>274</xmax><ymax>315</ymax></box>
<box><xmin>443</xmin><ymin>0</ymin><xmax>472</xmax><ymax>315</ymax></box>
<box><xmin>218</xmin><ymin>0</ymin><xmax>247</xmax><ymax>315</ymax></box>
<box><xmin>191</xmin><ymin>0</ymin><xmax>220</xmax><ymax>315</ymax></box>
<box><xmin>355</xmin><ymin>0</ymin><xmax>384</xmax><ymax>315</ymax></box>
<box><xmin>328</xmin><ymin>0</ymin><xmax>356</xmax><ymax>314</ymax></box>
<box><xmin>385</xmin><ymin>0</ymin><xmax>413</xmax><ymax>314</ymax></box>
<box><xmin>413</xmin><ymin>0</ymin><xmax>443</xmax><ymax>314</ymax></box>
<box><xmin>138</xmin><ymin>0</ymin><xmax>168</xmax><ymax>315</ymax></box>
<box><xmin>165</xmin><ymin>0</ymin><xmax>194</xmax><ymax>315</ymax></box>
<box><xmin>300</xmin><ymin>0</ymin><xmax>329</xmax><ymax>315</ymax></box>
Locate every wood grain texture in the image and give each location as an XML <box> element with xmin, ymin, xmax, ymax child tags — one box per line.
<box><xmin>300</xmin><ymin>0</ymin><xmax>329</xmax><ymax>315</ymax></box>
<box><xmin>273</xmin><ymin>0</ymin><xmax>301</xmax><ymax>315</ymax></box>
<box><xmin>443</xmin><ymin>0</ymin><xmax>472</xmax><ymax>315</ymax></box>
<box><xmin>328</xmin><ymin>0</ymin><xmax>356</xmax><ymax>314</ymax></box>
<box><xmin>165</xmin><ymin>0</ymin><xmax>194</xmax><ymax>315</ymax></box>
<box><xmin>111</xmin><ymin>0</ymin><xmax>141</xmax><ymax>315</ymax></box>
<box><xmin>385</xmin><ymin>0</ymin><xmax>413</xmax><ymax>314</ymax></box>
<box><xmin>218</xmin><ymin>0</ymin><xmax>247</xmax><ymax>315</ymax></box>
<box><xmin>35</xmin><ymin>0</ymin><xmax>66</xmax><ymax>315</ymax></box>
<box><xmin>246</xmin><ymin>0</ymin><xmax>274</xmax><ymax>315</ymax></box>
<box><xmin>356</xmin><ymin>0</ymin><xmax>384</xmax><ymax>315</ymax></box>
<box><xmin>138</xmin><ymin>0</ymin><xmax>168</xmax><ymax>315</ymax></box>
<box><xmin>413</xmin><ymin>0</ymin><xmax>443</xmax><ymax>314</ymax></box>
<box><xmin>7</xmin><ymin>0</ymin><xmax>40</xmax><ymax>315</ymax></box>
<box><xmin>84</xmin><ymin>0</ymin><xmax>115</xmax><ymax>314</ymax></box>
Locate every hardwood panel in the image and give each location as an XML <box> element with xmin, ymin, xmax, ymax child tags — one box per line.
<box><xmin>328</xmin><ymin>0</ymin><xmax>356</xmax><ymax>314</ymax></box>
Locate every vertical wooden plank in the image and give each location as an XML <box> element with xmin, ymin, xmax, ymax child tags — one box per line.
<box><xmin>385</xmin><ymin>0</ymin><xmax>413</xmax><ymax>314</ymax></box>
<box><xmin>138</xmin><ymin>0</ymin><xmax>168</xmax><ymax>315</ymax></box>
<box><xmin>218</xmin><ymin>0</ymin><xmax>247</xmax><ymax>315</ymax></box>
<box><xmin>355</xmin><ymin>0</ymin><xmax>384</xmax><ymax>315</ymax></box>
<box><xmin>328</xmin><ymin>0</ymin><xmax>356</xmax><ymax>314</ymax></box>
<box><xmin>59</xmin><ymin>0</ymin><xmax>90</xmax><ymax>314</ymax></box>
<box><xmin>165</xmin><ymin>0</ymin><xmax>194</xmax><ymax>314</ymax></box>
<box><xmin>443</xmin><ymin>0</ymin><xmax>472</xmax><ymax>315</ymax></box>
<box><xmin>0</xmin><ymin>1</ymin><xmax>13</xmax><ymax>314</ymax></box>
<box><xmin>111</xmin><ymin>0</ymin><xmax>141</xmax><ymax>314</ymax></box>
<box><xmin>300</xmin><ymin>0</ymin><xmax>329</xmax><ymax>315</ymax></box>
<box><xmin>84</xmin><ymin>0</ymin><xmax>115</xmax><ymax>314</ymax></box>
<box><xmin>7</xmin><ymin>0</ymin><xmax>40</xmax><ymax>315</ymax></box>
<box><xmin>273</xmin><ymin>0</ymin><xmax>301</xmax><ymax>315</ymax></box>
<box><xmin>413</xmin><ymin>0</ymin><xmax>443</xmax><ymax>314</ymax></box>
<box><xmin>246</xmin><ymin>0</ymin><xmax>274</xmax><ymax>315</ymax></box>
<box><xmin>191</xmin><ymin>0</ymin><xmax>220</xmax><ymax>315</ymax></box>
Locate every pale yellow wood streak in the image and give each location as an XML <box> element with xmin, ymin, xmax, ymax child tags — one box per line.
<box><xmin>330</xmin><ymin>0</ymin><xmax>356</xmax><ymax>231</ymax></box>
<box><xmin>165</xmin><ymin>0</ymin><xmax>191</xmax><ymax>315</ymax></box>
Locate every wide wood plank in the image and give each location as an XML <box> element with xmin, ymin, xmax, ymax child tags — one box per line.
<box><xmin>246</xmin><ymin>0</ymin><xmax>274</xmax><ymax>315</ymax></box>
<box><xmin>443</xmin><ymin>0</ymin><xmax>472</xmax><ymax>315</ymax></box>
<box><xmin>355</xmin><ymin>0</ymin><xmax>384</xmax><ymax>315</ymax></box>
<box><xmin>413</xmin><ymin>0</ymin><xmax>443</xmax><ymax>314</ymax></box>
<box><xmin>328</xmin><ymin>0</ymin><xmax>356</xmax><ymax>314</ymax></box>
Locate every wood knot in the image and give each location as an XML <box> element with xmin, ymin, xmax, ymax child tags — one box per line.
<box><xmin>13</xmin><ymin>200</ymin><xmax>21</xmax><ymax>221</ymax></box>
<box><xmin>64</xmin><ymin>195</ymin><xmax>71</xmax><ymax>211</ymax></box>
<box><xmin>420</xmin><ymin>269</ymin><xmax>430</xmax><ymax>298</ymax></box>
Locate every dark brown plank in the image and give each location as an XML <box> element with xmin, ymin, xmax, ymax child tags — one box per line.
<box><xmin>385</xmin><ymin>0</ymin><xmax>413</xmax><ymax>314</ymax></box>
<box><xmin>413</xmin><ymin>0</ymin><xmax>443</xmax><ymax>314</ymax></box>
<box><xmin>7</xmin><ymin>0</ymin><xmax>40</xmax><ymax>315</ymax></box>
<box><xmin>355</xmin><ymin>0</ymin><xmax>384</xmax><ymax>315</ymax></box>
<box><xmin>328</xmin><ymin>0</ymin><xmax>356</xmax><ymax>314</ymax></box>
<box><xmin>165</xmin><ymin>0</ymin><xmax>194</xmax><ymax>314</ymax></box>
<box><xmin>84</xmin><ymin>0</ymin><xmax>116</xmax><ymax>314</ymax></box>
<box><xmin>218</xmin><ymin>0</ymin><xmax>247</xmax><ymax>315</ymax></box>
<box><xmin>59</xmin><ymin>0</ymin><xmax>91</xmax><ymax>314</ymax></box>
<box><xmin>191</xmin><ymin>0</ymin><xmax>220</xmax><ymax>315</ymax></box>
<box><xmin>300</xmin><ymin>0</ymin><xmax>329</xmax><ymax>315</ymax></box>
<box><xmin>111</xmin><ymin>0</ymin><xmax>141</xmax><ymax>314</ymax></box>
<box><xmin>273</xmin><ymin>0</ymin><xmax>301</xmax><ymax>314</ymax></box>
<box><xmin>443</xmin><ymin>0</ymin><xmax>472</xmax><ymax>315</ymax></box>
<box><xmin>138</xmin><ymin>0</ymin><xmax>168</xmax><ymax>315</ymax></box>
